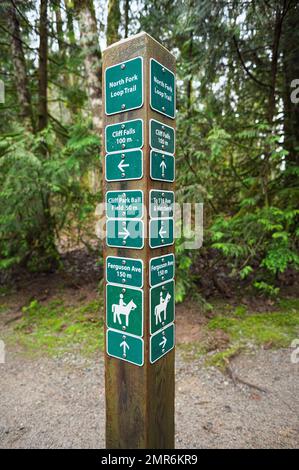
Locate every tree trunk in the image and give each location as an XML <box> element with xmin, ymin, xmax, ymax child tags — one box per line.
<box><xmin>74</xmin><ymin>0</ymin><xmax>102</xmax><ymax>133</ymax></box>
<box><xmin>262</xmin><ymin>2</ymin><xmax>284</xmax><ymax>207</ymax></box>
<box><xmin>74</xmin><ymin>0</ymin><xmax>102</xmax><ymax>192</ymax></box>
<box><xmin>282</xmin><ymin>2</ymin><xmax>299</xmax><ymax>181</ymax></box>
<box><xmin>124</xmin><ymin>0</ymin><xmax>130</xmax><ymax>38</ymax></box>
<box><xmin>54</xmin><ymin>0</ymin><xmax>64</xmax><ymax>53</ymax></box>
<box><xmin>107</xmin><ymin>0</ymin><xmax>121</xmax><ymax>46</ymax></box>
<box><xmin>7</xmin><ymin>1</ymin><xmax>34</xmax><ymax>131</ymax></box>
<box><xmin>38</xmin><ymin>0</ymin><xmax>48</xmax><ymax>132</ymax></box>
<box><xmin>64</xmin><ymin>0</ymin><xmax>75</xmax><ymax>45</ymax></box>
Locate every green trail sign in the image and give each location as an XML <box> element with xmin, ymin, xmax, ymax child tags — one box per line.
<box><xmin>150</xmin><ymin>254</ymin><xmax>175</xmax><ymax>287</ymax></box>
<box><xmin>105</xmin><ymin>150</ymin><xmax>143</xmax><ymax>182</ymax></box>
<box><xmin>105</xmin><ymin>56</ymin><xmax>143</xmax><ymax>115</ymax></box>
<box><xmin>149</xmin><ymin>218</ymin><xmax>174</xmax><ymax>248</ymax></box>
<box><xmin>106</xmin><ymin>284</ymin><xmax>143</xmax><ymax>336</ymax></box>
<box><xmin>150</xmin><ymin>323</ymin><xmax>175</xmax><ymax>364</ymax></box>
<box><xmin>150</xmin><ymin>119</ymin><xmax>175</xmax><ymax>154</ymax></box>
<box><xmin>149</xmin><ymin>190</ymin><xmax>174</xmax><ymax>219</ymax></box>
<box><xmin>106</xmin><ymin>190</ymin><xmax>143</xmax><ymax>219</ymax></box>
<box><xmin>150</xmin><ymin>150</ymin><xmax>175</xmax><ymax>182</ymax></box>
<box><xmin>107</xmin><ymin>219</ymin><xmax>144</xmax><ymax>249</ymax></box>
<box><xmin>150</xmin><ymin>58</ymin><xmax>175</xmax><ymax>119</ymax></box>
<box><xmin>106</xmin><ymin>329</ymin><xmax>144</xmax><ymax>366</ymax></box>
<box><xmin>105</xmin><ymin>119</ymin><xmax>143</xmax><ymax>153</ymax></box>
<box><xmin>106</xmin><ymin>256</ymin><xmax>143</xmax><ymax>288</ymax></box>
<box><xmin>150</xmin><ymin>280</ymin><xmax>175</xmax><ymax>334</ymax></box>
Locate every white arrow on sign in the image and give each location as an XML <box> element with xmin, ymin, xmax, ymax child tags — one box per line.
<box><xmin>159</xmin><ymin>336</ymin><xmax>167</xmax><ymax>349</ymax></box>
<box><xmin>159</xmin><ymin>226</ymin><xmax>167</xmax><ymax>238</ymax></box>
<box><xmin>160</xmin><ymin>160</ymin><xmax>167</xmax><ymax>177</ymax></box>
<box><xmin>119</xmin><ymin>227</ymin><xmax>130</xmax><ymax>240</ymax></box>
<box><xmin>120</xmin><ymin>339</ymin><xmax>130</xmax><ymax>355</ymax></box>
<box><xmin>118</xmin><ymin>160</ymin><xmax>129</xmax><ymax>173</ymax></box>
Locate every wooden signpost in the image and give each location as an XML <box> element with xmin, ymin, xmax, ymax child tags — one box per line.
<box><xmin>103</xmin><ymin>32</ymin><xmax>176</xmax><ymax>449</ymax></box>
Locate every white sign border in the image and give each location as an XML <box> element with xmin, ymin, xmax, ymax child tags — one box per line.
<box><xmin>149</xmin><ymin>279</ymin><xmax>175</xmax><ymax>335</ymax></box>
<box><xmin>106</xmin><ymin>189</ymin><xmax>144</xmax><ymax>220</ymax></box>
<box><xmin>149</xmin><ymin>189</ymin><xmax>174</xmax><ymax>219</ymax></box>
<box><xmin>105</xmin><ymin>118</ymin><xmax>144</xmax><ymax>154</ymax></box>
<box><xmin>106</xmin><ymin>328</ymin><xmax>145</xmax><ymax>367</ymax></box>
<box><xmin>149</xmin><ymin>253</ymin><xmax>175</xmax><ymax>287</ymax></box>
<box><xmin>149</xmin><ymin>58</ymin><xmax>176</xmax><ymax>120</ymax></box>
<box><xmin>150</xmin><ymin>149</ymin><xmax>175</xmax><ymax>183</ymax></box>
<box><xmin>150</xmin><ymin>323</ymin><xmax>175</xmax><ymax>364</ymax></box>
<box><xmin>105</xmin><ymin>149</ymin><xmax>144</xmax><ymax>182</ymax></box>
<box><xmin>149</xmin><ymin>218</ymin><xmax>174</xmax><ymax>249</ymax></box>
<box><xmin>107</xmin><ymin>219</ymin><xmax>145</xmax><ymax>250</ymax></box>
<box><xmin>149</xmin><ymin>118</ymin><xmax>175</xmax><ymax>155</ymax></box>
<box><xmin>105</xmin><ymin>56</ymin><xmax>144</xmax><ymax>116</ymax></box>
<box><xmin>106</xmin><ymin>256</ymin><xmax>144</xmax><ymax>288</ymax></box>
<box><xmin>106</xmin><ymin>282</ymin><xmax>144</xmax><ymax>337</ymax></box>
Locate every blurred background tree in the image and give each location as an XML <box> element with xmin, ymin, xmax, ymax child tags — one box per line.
<box><xmin>0</xmin><ymin>0</ymin><xmax>298</xmax><ymax>298</ymax></box>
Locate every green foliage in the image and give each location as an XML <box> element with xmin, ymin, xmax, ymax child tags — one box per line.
<box><xmin>175</xmin><ymin>239</ymin><xmax>193</xmax><ymax>303</ymax></box>
<box><xmin>0</xmin><ymin>121</ymin><xmax>100</xmax><ymax>270</ymax></box>
<box><xmin>210</xmin><ymin>207</ymin><xmax>299</xmax><ymax>293</ymax></box>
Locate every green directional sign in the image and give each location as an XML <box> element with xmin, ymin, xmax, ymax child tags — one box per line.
<box><xmin>150</xmin><ymin>119</ymin><xmax>175</xmax><ymax>154</ymax></box>
<box><xmin>107</xmin><ymin>329</ymin><xmax>144</xmax><ymax>366</ymax></box>
<box><xmin>105</xmin><ymin>150</ymin><xmax>143</xmax><ymax>182</ymax></box>
<box><xmin>150</xmin><ymin>254</ymin><xmax>175</xmax><ymax>287</ymax></box>
<box><xmin>149</xmin><ymin>190</ymin><xmax>174</xmax><ymax>219</ymax></box>
<box><xmin>150</xmin><ymin>280</ymin><xmax>175</xmax><ymax>334</ymax></box>
<box><xmin>150</xmin><ymin>150</ymin><xmax>175</xmax><ymax>182</ymax></box>
<box><xmin>106</xmin><ymin>284</ymin><xmax>143</xmax><ymax>336</ymax></box>
<box><xmin>150</xmin><ymin>323</ymin><xmax>175</xmax><ymax>364</ymax></box>
<box><xmin>107</xmin><ymin>219</ymin><xmax>144</xmax><ymax>249</ymax></box>
<box><xmin>106</xmin><ymin>256</ymin><xmax>143</xmax><ymax>288</ymax></box>
<box><xmin>106</xmin><ymin>190</ymin><xmax>143</xmax><ymax>219</ymax></box>
<box><xmin>105</xmin><ymin>119</ymin><xmax>143</xmax><ymax>153</ymax></box>
<box><xmin>105</xmin><ymin>56</ymin><xmax>143</xmax><ymax>115</ymax></box>
<box><xmin>149</xmin><ymin>218</ymin><xmax>174</xmax><ymax>248</ymax></box>
<box><xmin>150</xmin><ymin>58</ymin><xmax>175</xmax><ymax>119</ymax></box>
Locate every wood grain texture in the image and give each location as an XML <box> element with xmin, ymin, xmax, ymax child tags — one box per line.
<box><xmin>103</xmin><ymin>32</ymin><xmax>175</xmax><ymax>449</ymax></box>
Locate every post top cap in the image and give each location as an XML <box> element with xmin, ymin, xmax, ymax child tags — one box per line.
<box><xmin>103</xmin><ymin>31</ymin><xmax>174</xmax><ymax>57</ymax></box>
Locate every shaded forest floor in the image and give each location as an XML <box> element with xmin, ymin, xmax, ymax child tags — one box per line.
<box><xmin>0</xmin><ymin>249</ymin><xmax>299</xmax><ymax>448</ymax></box>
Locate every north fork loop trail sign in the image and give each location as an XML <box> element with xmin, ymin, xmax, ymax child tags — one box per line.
<box><xmin>103</xmin><ymin>32</ymin><xmax>175</xmax><ymax>449</ymax></box>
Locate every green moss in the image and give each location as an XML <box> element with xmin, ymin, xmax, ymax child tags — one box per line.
<box><xmin>0</xmin><ymin>303</ymin><xmax>9</xmax><ymax>314</ymax></box>
<box><xmin>278</xmin><ymin>297</ymin><xmax>299</xmax><ymax>312</ymax></box>
<box><xmin>205</xmin><ymin>345</ymin><xmax>243</xmax><ymax>370</ymax></box>
<box><xmin>233</xmin><ymin>305</ymin><xmax>247</xmax><ymax>317</ymax></box>
<box><xmin>177</xmin><ymin>342</ymin><xmax>207</xmax><ymax>361</ymax></box>
<box><xmin>176</xmin><ymin>298</ymin><xmax>299</xmax><ymax>366</ymax></box>
<box><xmin>207</xmin><ymin>301</ymin><xmax>299</xmax><ymax>348</ymax></box>
<box><xmin>5</xmin><ymin>297</ymin><xmax>104</xmax><ymax>357</ymax></box>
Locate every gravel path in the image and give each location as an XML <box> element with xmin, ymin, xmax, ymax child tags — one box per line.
<box><xmin>0</xmin><ymin>348</ymin><xmax>298</xmax><ymax>449</ymax></box>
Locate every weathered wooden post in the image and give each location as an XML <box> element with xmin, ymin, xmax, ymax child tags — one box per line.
<box><xmin>103</xmin><ymin>32</ymin><xmax>176</xmax><ymax>449</ymax></box>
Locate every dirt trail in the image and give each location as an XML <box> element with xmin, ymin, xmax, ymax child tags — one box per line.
<box><xmin>0</xmin><ymin>348</ymin><xmax>298</xmax><ymax>449</ymax></box>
